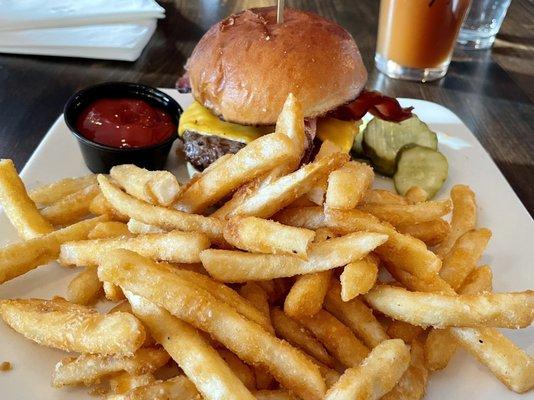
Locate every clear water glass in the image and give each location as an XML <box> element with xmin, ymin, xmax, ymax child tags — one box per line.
<box><xmin>457</xmin><ymin>0</ymin><xmax>512</xmax><ymax>49</ymax></box>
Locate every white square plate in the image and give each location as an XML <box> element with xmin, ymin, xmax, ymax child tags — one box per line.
<box><xmin>0</xmin><ymin>90</ymin><xmax>532</xmax><ymax>399</ymax></box>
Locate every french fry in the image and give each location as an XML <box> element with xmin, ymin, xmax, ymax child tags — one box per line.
<box><xmin>404</xmin><ymin>186</ymin><xmax>428</xmax><ymax>203</ymax></box>
<box><xmin>284</xmin><ymin>271</ymin><xmax>332</xmax><ymax>318</ymax></box>
<box><xmin>254</xmin><ymin>390</ymin><xmax>299</xmax><ymax>400</ymax></box>
<box><xmin>325</xmin><ymin>208</ymin><xmax>442</xmax><ymax>280</ymax></box>
<box><xmin>362</xmin><ymin>189</ymin><xmax>408</xmax><ymax>205</ymax></box>
<box><xmin>439</xmin><ymin>228</ymin><xmax>492</xmax><ymax>291</ymax></box>
<box><xmin>89</xmin><ymin>193</ymin><xmax>129</xmax><ymax>221</ymax></box>
<box><xmin>201</xmin><ymin>232</ymin><xmax>388</xmax><ymax>282</ymax></box>
<box><xmin>435</xmin><ymin>185</ymin><xmax>476</xmax><ymax>257</ymax></box>
<box><xmin>60</xmin><ymin>230</ymin><xmax>210</xmax><ymax>266</ymax></box>
<box><xmin>324</xmin><ymin>281</ymin><xmax>389</xmax><ymax>348</ymax></box>
<box><xmin>239</xmin><ymin>282</ymin><xmax>271</xmax><ymax>319</ymax></box>
<box><xmin>325</xmin><ymin>161</ymin><xmax>373</xmax><ymax>210</ymax></box>
<box><xmin>99</xmin><ymin>250</ymin><xmax>326</xmax><ymax>400</ymax></box>
<box><xmin>217</xmin><ymin>348</ymin><xmax>257</xmax><ymax>391</ymax></box>
<box><xmin>396</xmin><ymin>219</ymin><xmax>450</xmax><ymax>247</ymax></box>
<box><xmin>104</xmin><ymin>282</ymin><xmax>126</xmax><ymax>301</ymax></box>
<box><xmin>339</xmin><ymin>254</ymin><xmax>378</xmax><ymax>301</ymax></box>
<box><xmin>274</xmin><ymin>206</ymin><xmax>328</xmax><ymax>230</ymax></box>
<box><xmin>229</xmin><ymin>152</ymin><xmax>348</xmax><ymax>219</ymax></box>
<box><xmin>0</xmin><ymin>215</ymin><xmax>106</xmax><ymax>284</ymax></box>
<box><xmin>306</xmin><ymin>140</ymin><xmax>343</xmax><ymax>205</ymax></box>
<box><xmin>254</xmin><ymin>366</ymin><xmax>276</xmax><ymax>391</ymax></box>
<box><xmin>127</xmin><ymin>219</ymin><xmax>165</xmax><ymax>234</ymax></box>
<box><xmin>66</xmin><ymin>266</ymin><xmax>103</xmax><ymax>305</ymax></box>
<box><xmin>40</xmin><ymin>184</ymin><xmax>100</xmax><ymax>226</ymax></box>
<box><xmin>358</xmin><ymin>199</ymin><xmax>452</xmax><ymax>226</ymax></box>
<box><xmin>382</xmin><ymin>340</ymin><xmax>428</xmax><ymax>400</ymax></box>
<box><xmin>271</xmin><ymin>307</ymin><xmax>335</xmax><ymax>367</ymax></box>
<box><xmin>257</xmin><ymin>279</ymin><xmax>293</xmax><ymax>304</ymax></box>
<box><xmin>110</xmin><ymin>164</ymin><xmax>181</xmax><ymax>206</ymax></box>
<box><xmin>298</xmin><ymin>309</ymin><xmax>370</xmax><ymax>368</ymax></box>
<box><xmin>29</xmin><ymin>174</ymin><xmax>96</xmax><ymax>206</ymax></box>
<box><xmin>109</xmin><ymin>372</ymin><xmax>155</xmax><ymax>395</ymax></box>
<box><xmin>386</xmin><ymin>321</ymin><xmax>424</xmax><ymax>344</ymax></box>
<box><xmin>364</xmin><ymin>284</ymin><xmax>534</xmax><ymax>329</ymax></box>
<box><xmin>52</xmin><ymin>348</ymin><xmax>169</xmax><ymax>387</ymax></box>
<box><xmin>97</xmin><ymin>175</ymin><xmax>225</xmax><ymax>245</ymax></box>
<box><xmin>125</xmin><ymin>292</ymin><xmax>256</xmax><ymax>400</ymax></box>
<box><xmin>224</xmin><ymin>216</ymin><xmax>315</xmax><ymax>258</ymax></box>
<box><xmin>106</xmin><ymin>375</ymin><xmax>201</xmax><ymax>400</ymax></box>
<box><xmin>175</xmin><ymin>133</ymin><xmax>294</xmax><ymax>213</ymax></box>
<box><xmin>0</xmin><ymin>159</ymin><xmax>54</xmax><ymax>239</ymax></box>
<box><xmin>0</xmin><ymin>297</ymin><xmax>145</xmax><ymax>355</ymax></box>
<box><xmin>287</xmin><ymin>195</ymin><xmax>317</xmax><ymax>208</ymax></box>
<box><xmin>324</xmin><ymin>339</ymin><xmax>410</xmax><ymax>400</ymax></box>
<box><xmin>210</xmin><ymin>175</ymin><xmax>264</xmax><ymax>220</ymax></box>
<box><xmin>88</xmin><ymin>221</ymin><xmax>132</xmax><ymax>239</ymax></box>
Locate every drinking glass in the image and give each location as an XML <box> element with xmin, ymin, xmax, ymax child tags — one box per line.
<box><xmin>457</xmin><ymin>0</ymin><xmax>512</xmax><ymax>49</ymax></box>
<box><xmin>375</xmin><ymin>0</ymin><xmax>471</xmax><ymax>82</ymax></box>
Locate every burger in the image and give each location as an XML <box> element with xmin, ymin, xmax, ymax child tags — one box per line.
<box><xmin>176</xmin><ymin>7</ymin><xmax>411</xmax><ymax>171</ymax></box>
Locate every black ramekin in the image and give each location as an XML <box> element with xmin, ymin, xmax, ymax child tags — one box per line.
<box><xmin>64</xmin><ymin>82</ymin><xmax>182</xmax><ymax>173</ymax></box>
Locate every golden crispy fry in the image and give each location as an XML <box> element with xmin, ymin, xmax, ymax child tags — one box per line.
<box><xmin>29</xmin><ymin>174</ymin><xmax>96</xmax><ymax>206</ymax></box>
<box><xmin>229</xmin><ymin>152</ymin><xmax>348</xmax><ymax>219</ymax></box>
<box><xmin>306</xmin><ymin>140</ymin><xmax>342</xmax><ymax>205</ymax></box>
<box><xmin>239</xmin><ymin>282</ymin><xmax>271</xmax><ymax>319</ymax></box>
<box><xmin>439</xmin><ymin>228</ymin><xmax>492</xmax><ymax>290</ymax></box>
<box><xmin>224</xmin><ymin>216</ymin><xmax>315</xmax><ymax>258</ymax></box>
<box><xmin>210</xmin><ymin>176</ymin><xmax>264</xmax><ymax>220</ymax></box>
<box><xmin>201</xmin><ymin>232</ymin><xmax>387</xmax><ymax>282</ymax></box>
<box><xmin>60</xmin><ymin>230</ymin><xmax>210</xmax><ymax>266</ymax></box>
<box><xmin>382</xmin><ymin>340</ymin><xmax>428</xmax><ymax>400</ymax></box>
<box><xmin>0</xmin><ymin>215</ymin><xmax>106</xmax><ymax>284</ymax></box>
<box><xmin>271</xmin><ymin>307</ymin><xmax>335</xmax><ymax>367</ymax></box>
<box><xmin>97</xmin><ymin>175</ymin><xmax>225</xmax><ymax>245</ymax></box>
<box><xmin>176</xmin><ymin>133</ymin><xmax>294</xmax><ymax>213</ymax></box>
<box><xmin>126</xmin><ymin>219</ymin><xmax>166</xmax><ymax>235</ymax></box>
<box><xmin>340</xmin><ymin>255</ymin><xmax>378</xmax><ymax>301</ymax></box>
<box><xmin>0</xmin><ymin>159</ymin><xmax>53</xmax><ymax>238</ymax></box>
<box><xmin>325</xmin><ymin>161</ymin><xmax>373</xmax><ymax>210</ymax></box>
<box><xmin>324</xmin><ymin>281</ymin><xmax>389</xmax><ymax>348</ymax></box>
<box><xmin>104</xmin><ymin>282</ymin><xmax>126</xmax><ymax>301</ymax></box>
<box><xmin>89</xmin><ymin>193</ymin><xmax>129</xmax><ymax>221</ymax></box>
<box><xmin>364</xmin><ymin>284</ymin><xmax>534</xmax><ymax>329</ymax></box>
<box><xmin>66</xmin><ymin>266</ymin><xmax>103</xmax><ymax>305</ymax></box>
<box><xmin>257</xmin><ymin>279</ymin><xmax>293</xmax><ymax>304</ymax></box>
<box><xmin>274</xmin><ymin>206</ymin><xmax>328</xmax><ymax>230</ymax></box>
<box><xmin>325</xmin><ymin>208</ymin><xmax>442</xmax><ymax>280</ymax></box>
<box><xmin>396</xmin><ymin>219</ymin><xmax>450</xmax><ymax>247</ymax></box>
<box><xmin>125</xmin><ymin>292</ymin><xmax>255</xmax><ymax>400</ymax></box>
<box><xmin>254</xmin><ymin>366</ymin><xmax>275</xmax><ymax>390</ymax></box>
<box><xmin>435</xmin><ymin>185</ymin><xmax>476</xmax><ymax>257</ymax></box>
<box><xmin>0</xmin><ymin>297</ymin><xmax>145</xmax><ymax>355</ymax></box>
<box><xmin>89</xmin><ymin>221</ymin><xmax>132</xmax><ymax>239</ymax></box>
<box><xmin>284</xmin><ymin>271</ymin><xmax>331</xmax><ymax>318</ymax></box>
<box><xmin>325</xmin><ymin>339</ymin><xmax>410</xmax><ymax>400</ymax></box>
<box><xmin>424</xmin><ymin>266</ymin><xmax>493</xmax><ymax>371</ymax></box>
<box><xmin>109</xmin><ymin>372</ymin><xmax>155</xmax><ymax>395</ymax></box>
<box><xmin>358</xmin><ymin>199</ymin><xmax>452</xmax><ymax>226</ymax></box>
<box><xmin>217</xmin><ymin>348</ymin><xmax>257</xmax><ymax>391</ymax></box>
<box><xmin>361</xmin><ymin>189</ymin><xmax>407</xmax><ymax>206</ymax></box>
<box><xmin>99</xmin><ymin>250</ymin><xmax>326</xmax><ymax>400</ymax></box>
<box><xmin>404</xmin><ymin>186</ymin><xmax>428</xmax><ymax>204</ymax></box>
<box><xmin>386</xmin><ymin>321</ymin><xmax>424</xmax><ymax>344</ymax></box>
<box><xmin>287</xmin><ymin>195</ymin><xmax>317</xmax><ymax>208</ymax></box>
<box><xmin>52</xmin><ymin>348</ymin><xmax>169</xmax><ymax>387</ymax></box>
<box><xmin>106</xmin><ymin>375</ymin><xmax>201</xmax><ymax>400</ymax></box>
<box><xmin>254</xmin><ymin>390</ymin><xmax>299</xmax><ymax>400</ymax></box>
<box><xmin>40</xmin><ymin>184</ymin><xmax>100</xmax><ymax>225</ymax></box>
<box><xmin>298</xmin><ymin>309</ymin><xmax>369</xmax><ymax>368</ymax></box>
<box><xmin>110</xmin><ymin>165</ymin><xmax>181</xmax><ymax>206</ymax></box>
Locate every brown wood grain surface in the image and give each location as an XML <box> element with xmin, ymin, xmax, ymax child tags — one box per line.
<box><xmin>0</xmin><ymin>0</ymin><xmax>532</xmax><ymax>214</ymax></box>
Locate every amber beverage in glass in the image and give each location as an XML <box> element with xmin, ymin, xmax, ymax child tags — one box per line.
<box><xmin>375</xmin><ymin>0</ymin><xmax>471</xmax><ymax>82</ymax></box>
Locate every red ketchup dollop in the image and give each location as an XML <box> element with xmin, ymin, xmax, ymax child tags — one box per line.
<box><xmin>75</xmin><ymin>98</ymin><xmax>176</xmax><ymax>148</ymax></box>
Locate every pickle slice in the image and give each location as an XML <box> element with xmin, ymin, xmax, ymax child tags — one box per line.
<box><xmin>394</xmin><ymin>145</ymin><xmax>448</xmax><ymax>199</ymax></box>
<box><xmin>362</xmin><ymin>116</ymin><xmax>437</xmax><ymax>176</ymax></box>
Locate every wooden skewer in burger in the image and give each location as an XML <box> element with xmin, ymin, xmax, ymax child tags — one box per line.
<box><xmin>176</xmin><ymin>7</ymin><xmax>412</xmax><ymax>171</ymax></box>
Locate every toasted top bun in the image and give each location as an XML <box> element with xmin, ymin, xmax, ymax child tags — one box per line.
<box><xmin>187</xmin><ymin>7</ymin><xmax>367</xmax><ymax>125</ymax></box>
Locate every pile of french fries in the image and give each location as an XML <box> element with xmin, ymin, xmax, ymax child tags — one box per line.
<box><xmin>0</xmin><ymin>94</ymin><xmax>532</xmax><ymax>400</ymax></box>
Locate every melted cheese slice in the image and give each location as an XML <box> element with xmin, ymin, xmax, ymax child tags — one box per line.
<box><xmin>179</xmin><ymin>101</ymin><xmax>357</xmax><ymax>153</ymax></box>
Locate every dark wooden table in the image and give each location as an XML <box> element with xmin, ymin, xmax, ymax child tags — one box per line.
<box><xmin>0</xmin><ymin>0</ymin><xmax>532</xmax><ymax>214</ymax></box>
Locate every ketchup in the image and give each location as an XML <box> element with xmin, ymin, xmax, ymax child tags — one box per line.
<box><xmin>75</xmin><ymin>98</ymin><xmax>176</xmax><ymax>148</ymax></box>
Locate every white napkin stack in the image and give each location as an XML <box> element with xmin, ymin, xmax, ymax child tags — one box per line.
<box><xmin>0</xmin><ymin>0</ymin><xmax>165</xmax><ymax>61</ymax></box>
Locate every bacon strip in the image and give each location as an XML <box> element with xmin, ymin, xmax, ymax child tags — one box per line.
<box><xmin>328</xmin><ymin>90</ymin><xmax>413</xmax><ymax>122</ymax></box>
